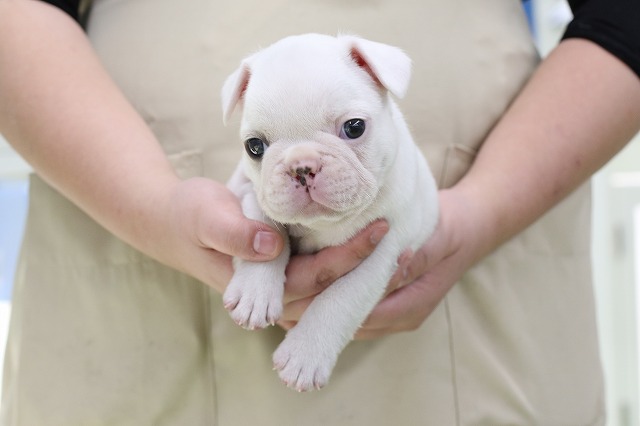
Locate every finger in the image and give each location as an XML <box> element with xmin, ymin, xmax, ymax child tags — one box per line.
<box><xmin>356</xmin><ymin>268</ymin><xmax>452</xmax><ymax>340</ymax></box>
<box><xmin>280</xmin><ymin>220</ymin><xmax>388</xmax><ymax>320</ymax></box>
<box><xmin>276</xmin><ymin>320</ymin><xmax>297</xmax><ymax>331</ymax></box>
<box><xmin>354</xmin><ymin>283</ymin><xmax>428</xmax><ymax>339</ymax></box>
<box><xmin>283</xmin><ymin>220</ymin><xmax>389</xmax><ymax>303</ymax></box>
<box><xmin>281</xmin><ymin>295</ymin><xmax>315</xmax><ymax>322</ymax></box>
<box><xmin>213</xmin><ymin>215</ymin><xmax>284</xmax><ymax>261</ymax></box>
<box><xmin>385</xmin><ymin>249</ymin><xmax>413</xmax><ymax>296</ymax></box>
<box><xmin>383</xmin><ymin>236</ymin><xmax>440</xmax><ymax>300</ymax></box>
<box><xmin>197</xmin><ymin>182</ymin><xmax>285</xmax><ymax>261</ymax></box>
<box><xmin>402</xmin><ymin>244</ymin><xmax>432</xmax><ymax>285</ymax></box>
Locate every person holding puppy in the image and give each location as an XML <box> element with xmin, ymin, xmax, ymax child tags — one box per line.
<box><xmin>1</xmin><ymin>0</ymin><xmax>638</xmax><ymax>425</ymax></box>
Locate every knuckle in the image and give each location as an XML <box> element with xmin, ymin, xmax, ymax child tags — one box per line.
<box><xmin>314</xmin><ymin>267</ymin><xmax>338</xmax><ymax>292</ymax></box>
<box><xmin>351</xmin><ymin>244</ymin><xmax>373</xmax><ymax>261</ymax></box>
<box><xmin>417</xmin><ymin>250</ymin><xmax>430</xmax><ymax>267</ymax></box>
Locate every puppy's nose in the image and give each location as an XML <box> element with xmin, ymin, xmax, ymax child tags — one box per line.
<box><xmin>292</xmin><ymin>165</ymin><xmax>316</xmax><ymax>187</ymax></box>
<box><xmin>284</xmin><ymin>145</ymin><xmax>321</xmax><ymax>186</ymax></box>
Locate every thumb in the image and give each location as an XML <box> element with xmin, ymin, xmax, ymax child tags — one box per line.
<box><xmin>198</xmin><ymin>191</ymin><xmax>285</xmax><ymax>261</ymax></box>
<box><xmin>246</xmin><ymin>221</ymin><xmax>285</xmax><ymax>260</ymax></box>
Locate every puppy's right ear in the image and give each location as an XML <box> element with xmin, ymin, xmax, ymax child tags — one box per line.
<box><xmin>221</xmin><ymin>61</ymin><xmax>251</xmax><ymax>125</ymax></box>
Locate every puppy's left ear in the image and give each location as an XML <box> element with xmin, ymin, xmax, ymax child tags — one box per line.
<box><xmin>344</xmin><ymin>36</ymin><xmax>412</xmax><ymax>99</ymax></box>
<box><xmin>221</xmin><ymin>61</ymin><xmax>252</xmax><ymax>125</ymax></box>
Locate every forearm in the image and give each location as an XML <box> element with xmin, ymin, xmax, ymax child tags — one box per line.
<box><xmin>0</xmin><ymin>0</ymin><xmax>179</xmax><ymax>257</ymax></box>
<box><xmin>455</xmin><ymin>38</ymin><xmax>640</xmax><ymax>261</ymax></box>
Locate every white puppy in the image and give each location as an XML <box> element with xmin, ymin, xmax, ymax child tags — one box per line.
<box><xmin>221</xmin><ymin>34</ymin><xmax>438</xmax><ymax>392</ymax></box>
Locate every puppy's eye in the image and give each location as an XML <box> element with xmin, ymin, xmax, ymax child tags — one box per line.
<box><xmin>341</xmin><ymin>118</ymin><xmax>366</xmax><ymax>140</ymax></box>
<box><xmin>244</xmin><ymin>137</ymin><xmax>266</xmax><ymax>160</ymax></box>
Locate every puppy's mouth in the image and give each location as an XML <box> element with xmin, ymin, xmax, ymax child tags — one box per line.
<box><xmin>292</xmin><ymin>169</ymin><xmax>358</xmax><ymax>214</ymax></box>
<box><xmin>275</xmin><ymin>197</ymin><xmax>354</xmax><ymax>226</ymax></box>
<box><xmin>261</xmin><ymin>173</ymin><xmax>376</xmax><ymax>226</ymax></box>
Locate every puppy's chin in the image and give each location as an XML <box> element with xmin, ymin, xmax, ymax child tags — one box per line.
<box><xmin>281</xmin><ymin>206</ymin><xmax>347</xmax><ymax>228</ymax></box>
<box><xmin>260</xmin><ymin>193</ymin><xmax>369</xmax><ymax>228</ymax></box>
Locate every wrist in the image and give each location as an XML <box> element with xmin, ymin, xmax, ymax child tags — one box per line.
<box><xmin>438</xmin><ymin>183</ymin><xmax>502</xmax><ymax>268</ymax></box>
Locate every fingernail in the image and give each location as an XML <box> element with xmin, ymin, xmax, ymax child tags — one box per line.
<box><xmin>370</xmin><ymin>225</ymin><xmax>388</xmax><ymax>246</ymax></box>
<box><xmin>253</xmin><ymin>231</ymin><xmax>278</xmax><ymax>256</ymax></box>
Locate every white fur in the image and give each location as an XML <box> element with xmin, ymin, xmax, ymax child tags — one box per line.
<box><xmin>221</xmin><ymin>34</ymin><xmax>438</xmax><ymax>391</ymax></box>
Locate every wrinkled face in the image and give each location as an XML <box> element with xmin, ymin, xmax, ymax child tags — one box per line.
<box><xmin>239</xmin><ymin>45</ymin><xmax>398</xmax><ymax>228</ymax></box>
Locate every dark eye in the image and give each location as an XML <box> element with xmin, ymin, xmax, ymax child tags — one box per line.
<box><xmin>244</xmin><ymin>137</ymin><xmax>266</xmax><ymax>160</ymax></box>
<box><xmin>341</xmin><ymin>118</ymin><xmax>366</xmax><ymax>140</ymax></box>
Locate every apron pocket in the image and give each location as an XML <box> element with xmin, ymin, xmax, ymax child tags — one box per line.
<box><xmin>167</xmin><ymin>149</ymin><xmax>203</xmax><ymax>179</ymax></box>
<box><xmin>439</xmin><ymin>144</ymin><xmax>478</xmax><ymax>188</ymax></box>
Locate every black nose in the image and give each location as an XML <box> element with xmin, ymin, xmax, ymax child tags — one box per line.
<box><xmin>294</xmin><ymin>167</ymin><xmax>315</xmax><ymax>187</ymax></box>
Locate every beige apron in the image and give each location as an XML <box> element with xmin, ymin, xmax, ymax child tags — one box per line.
<box><xmin>2</xmin><ymin>0</ymin><xmax>605</xmax><ymax>425</ymax></box>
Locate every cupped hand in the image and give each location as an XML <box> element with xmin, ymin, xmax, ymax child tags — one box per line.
<box><xmin>154</xmin><ymin>177</ymin><xmax>286</xmax><ymax>293</ymax></box>
<box><xmin>355</xmin><ymin>189</ymin><xmax>483</xmax><ymax>339</ymax></box>
<box><xmin>277</xmin><ymin>189</ymin><xmax>483</xmax><ymax>339</ymax></box>
<box><xmin>276</xmin><ymin>220</ymin><xmax>389</xmax><ymax>330</ymax></box>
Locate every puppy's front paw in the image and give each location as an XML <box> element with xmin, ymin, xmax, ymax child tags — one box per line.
<box><xmin>223</xmin><ymin>265</ymin><xmax>284</xmax><ymax>330</ymax></box>
<box><xmin>272</xmin><ymin>332</ymin><xmax>337</xmax><ymax>392</ymax></box>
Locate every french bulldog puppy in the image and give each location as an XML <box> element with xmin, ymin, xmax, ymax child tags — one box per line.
<box><xmin>221</xmin><ymin>33</ymin><xmax>439</xmax><ymax>392</ymax></box>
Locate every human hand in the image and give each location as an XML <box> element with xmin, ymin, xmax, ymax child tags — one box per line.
<box><xmin>354</xmin><ymin>189</ymin><xmax>484</xmax><ymax>339</ymax></box>
<box><xmin>152</xmin><ymin>177</ymin><xmax>286</xmax><ymax>293</ymax></box>
<box><xmin>275</xmin><ymin>190</ymin><xmax>470</xmax><ymax>336</ymax></box>
<box><xmin>275</xmin><ymin>190</ymin><xmax>484</xmax><ymax>339</ymax></box>
<box><xmin>276</xmin><ymin>220</ymin><xmax>390</xmax><ymax>329</ymax></box>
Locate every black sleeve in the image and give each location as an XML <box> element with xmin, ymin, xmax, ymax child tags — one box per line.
<box><xmin>563</xmin><ymin>0</ymin><xmax>640</xmax><ymax>78</ymax></box>
<box><xmin>39</xmin><ymin>0</ymin><xmax>82</xmax><ymax>23</ymax></box>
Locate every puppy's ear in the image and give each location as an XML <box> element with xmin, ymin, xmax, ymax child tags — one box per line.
<box><xmin>344</xmin><ymin>36</ymin><xmax>412</xmax><ymax>99</ymax></box>
<box><xmin>221</xmin><ymin>61</ymin><xmax>251</xmax><ymax>125</ymax></box>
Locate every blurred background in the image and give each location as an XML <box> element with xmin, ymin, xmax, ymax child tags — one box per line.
<box><xmin>1</xmin><ymin>1</ymin><xmax>639</xmax><ymax>424</ymax></box>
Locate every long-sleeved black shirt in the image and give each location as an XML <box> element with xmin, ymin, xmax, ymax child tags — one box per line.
<box><xmin>563</xmin><ymin>0</ymin><xmax>640</xmax><ymax>76</ymax></box>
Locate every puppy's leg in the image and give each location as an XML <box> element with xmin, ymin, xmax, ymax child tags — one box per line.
<box><xmin>272</xmin><ymin>235</ymin><xmax>400</xmax><ymax>391</ymax></box>
<box><xmin>223</xmin><ymin>188</ymin><xmax>289</xmax><ymax>330</ymax></box>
